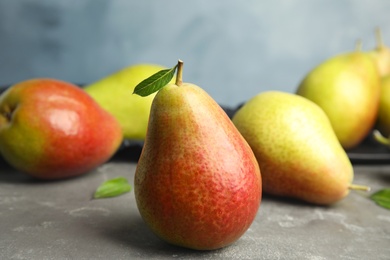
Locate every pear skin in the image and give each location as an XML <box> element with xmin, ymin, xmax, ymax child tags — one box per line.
<box><xmin>0</xmin><ymin>79</ymin><xmax>122</xmax><ymax>179</ymax></box>
<box><xmin>376</xmin><ymin>75</ymin><xmax>390</xmax><ymax>137</ymax></box>
<box><xmin>296</xmin><ymin>51</ymin><xmax>380</xmax><ymax>149</ymax></box>
<box><xmin>134</xmin><ymin>80</ymin><xmax>261</xmax><ymax>250</ymax></box>
<box><xmin>232</xmin><ymin>91</ymin><xmax>353</xmax><ymax>205</ymax></box>
<box><xmin>84</xmin><ymin>64</ymin><xmax>175</xmax><ymax>140</ymax></box>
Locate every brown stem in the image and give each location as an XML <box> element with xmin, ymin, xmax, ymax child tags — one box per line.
<box><xmin>375</xmin><ymin>27</ymin><xmax>384</xmax><ymax>49</ymax></box>
<box><xmin>349</xmin><ymin>184</ymin><xmax>371</xmax><ymax>192</ymax></box>
<box><xmin>175</xmin><ymin>59</ymin><xmax>184</xmax><ymax>86</ymax></box>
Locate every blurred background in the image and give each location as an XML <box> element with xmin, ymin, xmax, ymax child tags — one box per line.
<box><xmin>0</xmin><ymin>0</ymin><xmax>389</xmax><ymax>107</ymax></box>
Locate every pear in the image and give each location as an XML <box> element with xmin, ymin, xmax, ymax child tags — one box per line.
<box><xmin>84</xmin><ymin>64</ymin><xmax>175</xmax><ymax>140</ymax></box>
<box><xmin>134</xmin><ymin>61</ymin><xmax>262</xmax><ymax>250</ymax></box>
<box><xmin>296</xmin><ymin>46</ymin><xmax>381</xmax><ymax>149</ymax></box>
<box><xmin>376</xmin><ymin>75</ymin><xmax>390</xmax><ymax>136</ymax></box>
<box><xmin>0</xmin><ymin>78</ymin><xmax>122</xmax><ymax>179</ymax></box>
<box><xmin>232</xmin><ymin>91</ymin><xmax>366</xmax><ymax>205</ymax></box>
<box><xmin>368</xmin><ymin>27</ymin><xmax>390</xmax><ymax>77</ymax></box>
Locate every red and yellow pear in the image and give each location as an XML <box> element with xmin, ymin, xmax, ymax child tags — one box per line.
<box><xmin>134</xmin><ymin>61</ymin><xmax>262</xmax><ymax>250</ymax></box>
<box><xmin>0</xmin><ymin>78</ymin><xmax>122</xmax><ymax>179</ymax></box>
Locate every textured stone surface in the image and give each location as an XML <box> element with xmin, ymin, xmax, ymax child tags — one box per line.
<box><xmin>1</xmin><ymin>156</ymin><xmax>390</xmax><ymax>259</ymax></box>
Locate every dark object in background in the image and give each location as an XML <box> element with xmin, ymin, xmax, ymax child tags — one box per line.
<box><xmin>1</xmin><ymin>85</ymin><xmax>389</xmax><ymax>164</ymax></box>
<box><xmin>346</xmin><ymin>132</ymin><xmax>390</xmax><ymax>164</ymax></box>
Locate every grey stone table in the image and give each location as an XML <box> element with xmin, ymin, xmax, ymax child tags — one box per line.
<box><xmin>1</xmin><ymin>151</ymin><xmax>390</xmax><ymax>260</ymax></box>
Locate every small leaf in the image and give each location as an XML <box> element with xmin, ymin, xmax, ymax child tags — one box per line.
<box><xmin>370</xmin><ymin>188</ymin><xmax>390</xmax><ymax>210</ymax></box>
<box><xmin>133</xmin><ymin>65</ymin><xmax>177</xmax><ymax>97</ymax></box>
<box><xmin>93</xmin><ymin>177</ymin><xmax>132</xmax><ymax>199</ymax></box>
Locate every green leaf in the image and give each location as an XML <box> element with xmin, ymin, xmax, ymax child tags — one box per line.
<box><xmin>133</xmin><ymin>65</ymin><xmax>177</xmax><ymax>97</ymax></box>
<box><xmin>370</xmin><ymin>188</ymin><xmax>390</xmax><ymax>210</ymax></box>
<box><xmin>93</xmin><ymin>177</ymin><xmax>132</xmax><ymax>199</ymax></box>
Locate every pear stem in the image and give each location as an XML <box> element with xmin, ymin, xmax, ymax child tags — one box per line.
<box><xmin>375</xmin><ymin>27</ymin><xmax>384</xmax><ymax>49</ymax></box>
<box><xmin>175</xmin><ymin>59</ymin><xmax>184</xmax><ymax>86</ymax></box>
<box><xmin>373</xmin><ymin>129</ymin><xmax>390</xmax><ymax>146</ymax></box>
<box><xmin>348</xmin><ymin>184</ymin><xmax>371</xmax><ymax>192</ymax></box>
<box><xmin>355</xmin><ymin>39</ymin><xmax>363</xmax><ymax>52</ymax></box>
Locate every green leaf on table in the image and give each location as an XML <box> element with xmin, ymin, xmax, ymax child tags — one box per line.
<box><xmin>93</xmin><ymin>177</ymin><xmax>132</xmax><ymax>199</ymax></box>
<box><xmin>133</xmin><ymin>64</ymin><xmax>177</xmax><ymax>97</ymax></box>
<box><xmin>370</xmin><ymin>188</ymin><xmax>390</xmax><ymax>210</ymax></box>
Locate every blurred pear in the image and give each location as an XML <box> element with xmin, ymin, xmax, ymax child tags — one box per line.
<box><xmin>375</xmin><ymin>75</ymin><xmax>390</xmax><ymax>137</ymax></box>
<box><xmin>297</xmin><ymin>47</ymin><xmax>380</xmax><ymax>149</ymax></box>
<box><xmin>84</xmin><ymin>64</ymin><xmax>175</xmax><ymax>140</ymax></box>
<box><xmin>368</xmin><ymin>27</ymin><xmax>390</xmax><ymax>77</ymax></box>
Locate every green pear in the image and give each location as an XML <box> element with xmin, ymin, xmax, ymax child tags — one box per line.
<box><xmin>134</xmin><ymin>61</ymin><xmax>262</xmax><ymax>250</ymax></box>
<box><xmin>232</xmin><ymin>91</ymin><xmax>361</xmax><ymax>205</ymax></box>
<box><xmin>296</xmin><ymin>47</ymin><xmax>380</xmax><ymax>149</ymax></box>
<box><xmin>368</xmin><ymin>27</ymin><xmax>390</xmax><ymax>77</ymax></box>
<box><xmin>84</xmin><ymin>64</ymin><xmax>175</xmax><ymax>140</ymax></box>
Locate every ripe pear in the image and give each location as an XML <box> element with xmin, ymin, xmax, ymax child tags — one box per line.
<box><xmin>0</xmin><ymin>78</ymin><xmax>122</xmax><ymax>179</ymax></box>
<box><xmin>134</xmin><ymin>61</ymin><xmax>262</xmax><ymax>250</ymax></box>
<box><xmin>232</xmin><ymin>91</ymin><xmax>356</xmax><ymax>205</ymax></box>
<box><xmin>84</xmin><ymin>64</ymin><xmax>175</xmax><ymax>140</ymax></box>
<box><xmin>374</xmin><ymin>75</ymin><xmax>390</xmax><ymax>141</ymax></box>
<box><xmin>296</xmin><ymin>47</ymin><xmax>381</xmax><ymax>149</ymax></box>
<box><xmin>368</xmin><ymin>27</ymin><xmax>390</xmax><ymax>77</ymax></box>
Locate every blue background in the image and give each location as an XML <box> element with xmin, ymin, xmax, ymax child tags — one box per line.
<box><xmin>0</xmin><ymin>0</ymin><xmax>389</xmax><ymax>107</ymax></box>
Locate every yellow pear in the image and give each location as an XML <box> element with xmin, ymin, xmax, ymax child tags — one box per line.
<box><xmin>232</xmin><ymin>91</ymin><xmax>365</xmax><ymax>205</ymax></box>
<box><xmin>84</xmin><ymin>64</ymin><xmax>175</xmax><ymax>140</ymax></box>
<box><xmin>296</xmin><ymin>47</ymin><xmax>380</xmax><ymax>149</ymax></box>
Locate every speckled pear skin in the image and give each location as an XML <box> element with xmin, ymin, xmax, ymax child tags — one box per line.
<box><xmin>0</xmin><ymin>78</ymin><xmax>123</xmax><ymax>179</ymax></box>
<box><xmin>134</xmin><ymin>83</ymin><xmax>262</xmax><ymax>250</ymax></box>
<box><xmin>232</xmin><ymin>91</ymin><xmax>353</xmax><ymax>205</ymax></box>
<box><xmin>296</xmin><ymin>51</ymin><xmax>380</xmax><ymax>150</ymax></box>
